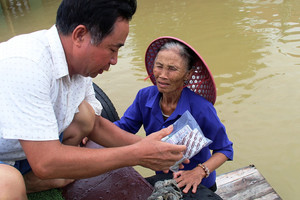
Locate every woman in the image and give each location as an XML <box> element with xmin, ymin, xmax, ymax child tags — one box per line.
<box><xmin>115</xmin><ymin>36</ymin><xmax>233</xmax><ymax>195</ymax></box>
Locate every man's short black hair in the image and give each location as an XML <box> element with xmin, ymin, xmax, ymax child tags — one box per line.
<box><xmin>56</xmin><ymin>0</ymin><xmax>137</xmax><ymax>44</ymax></box>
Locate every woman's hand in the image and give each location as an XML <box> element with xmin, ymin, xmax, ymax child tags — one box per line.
<box><xmin>173</xmin><ymin>166</ymin><xmax>206</xmax><ymax>193</ymax></box>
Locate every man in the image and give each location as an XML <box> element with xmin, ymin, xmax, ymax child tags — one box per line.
<box><xmin>0</xmin><ymin>0</ymin><xmax>186</xmax><ymax>199</ymax></box>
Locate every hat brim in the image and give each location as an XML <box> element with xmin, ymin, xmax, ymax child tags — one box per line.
<box><xmin>145</xmin><ymin>36</ymin><xmax>217</xmax><ymax>105</ymax></box>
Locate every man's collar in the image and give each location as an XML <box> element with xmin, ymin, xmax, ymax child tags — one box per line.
<box><xmin>46</xmin><ymin>25</ymin><xmax>69</xmax><ymax>80</ymax></box>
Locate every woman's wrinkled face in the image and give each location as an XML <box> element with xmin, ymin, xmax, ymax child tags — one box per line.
<box><xmin>153</xmin><ymin>48</ymin><xmax>190</xmax><ymax>94</ymax></box>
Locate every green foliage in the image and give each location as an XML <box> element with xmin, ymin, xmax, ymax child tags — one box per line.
<box><xmin>27</xmin><ymin>188</ymin><xmax>64</xmax><ymax>200</ymax></box>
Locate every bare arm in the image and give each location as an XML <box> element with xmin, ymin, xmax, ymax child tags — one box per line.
<box><xmin>202</xmin><ymin>152</ymin><xmax>228</xmax><ymax>173</ymax></box>
<box><xmin>88</xmin><ymin>115</ymin><xmax>142</xmax><ymax>147</ymax></box>
<box><xmin>20</xmin><ymin>125</ymin><xmax>186</xmax><ymax>180</ymax></box>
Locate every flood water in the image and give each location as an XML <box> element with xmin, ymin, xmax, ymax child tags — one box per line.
<box><xmin>1</xmin><ymin>0</ymin><xmax>299</xmax><ymax>199</ymax></box>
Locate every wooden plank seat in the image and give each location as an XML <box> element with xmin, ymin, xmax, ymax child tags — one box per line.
<box><xmin>215</xmin><ymin>165</ymin><xmax>282</xmax><ymax>200</ymax></box>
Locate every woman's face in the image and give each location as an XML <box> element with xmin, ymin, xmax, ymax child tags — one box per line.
<box><xmin>153</xmin><ymin>48</ymin><xmax>190</xmax><ymax>95</ymax></box>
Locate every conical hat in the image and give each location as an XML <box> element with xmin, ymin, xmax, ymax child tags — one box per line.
<box><xmin>145</xmin><ymin>36</ymin><xmax>217</xmax><ymax>104</ymax></box>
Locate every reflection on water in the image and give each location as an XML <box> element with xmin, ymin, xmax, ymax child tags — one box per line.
<box><xmin>3</xmin><ymin>0</ymin><xmax>30</xmax><ymax>18</ymax></box>
<box><xmin>238</xmin><ymin>0</ymin><xmax>300</xmax><ymax>59</ymax></box>
<box><xmin>0</xmin><ymin>0</ymin><xmax>299</xmax><ymax>199</ymax></box>
<box><xmin>0</xmin><ymin>0</ymin><xmax>59</xmax><ymax>41</ymax></box>
<box><xmin>0</xmin><ymin>0</ymin><xmax>30</xmax><ymax>37</ymax></box>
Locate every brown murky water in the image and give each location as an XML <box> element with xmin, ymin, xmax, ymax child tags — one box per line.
<box><xmin>1</xmin><ymin>0</ymin><xmax>299</xmax><ymax>199</ymax></box>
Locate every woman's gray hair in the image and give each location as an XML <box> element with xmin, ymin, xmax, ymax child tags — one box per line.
<box><xmin>158</xmin><ymin>41</ymin><xmax>194</xmax><ymax>71</ymax></box>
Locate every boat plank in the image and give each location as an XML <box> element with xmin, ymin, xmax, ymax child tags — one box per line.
<box><xmin>215</xmin><ymin>165</ymin><xmax>281</xmax><ymax>200</ymax></box>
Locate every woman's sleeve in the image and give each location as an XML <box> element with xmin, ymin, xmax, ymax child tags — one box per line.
<box><xmin>198</xmin><ymin>103</ymin><xmax>234</xmax><ymax>160</ymax></box>
<box><xmin>114</xmin><ymin>90</ymin><xmax>143</xmax><ymax>134</ymax></box>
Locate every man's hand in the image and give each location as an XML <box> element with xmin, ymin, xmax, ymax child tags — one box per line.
<box><xmin>134</xmin><ymin>125</ymin><xmax>187</xmax><ymax>171</ymax></box>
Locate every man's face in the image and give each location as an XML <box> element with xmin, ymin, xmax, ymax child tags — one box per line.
<box><xmin>70</xmin><ymin>18</ymin><xmax>129</xmax><ymax>78</ymax></box>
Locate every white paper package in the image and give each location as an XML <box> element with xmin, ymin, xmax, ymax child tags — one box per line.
<box><xmin>161</xmin><ymin>110</ymin><xmax>212</xmax><ymax>172</ymax></box>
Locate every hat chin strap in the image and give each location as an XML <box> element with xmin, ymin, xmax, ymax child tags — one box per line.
<box><xmin>144</xmin><ymin>73</ymin><xmax>153</xmax><ymax>81</ymax></box>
